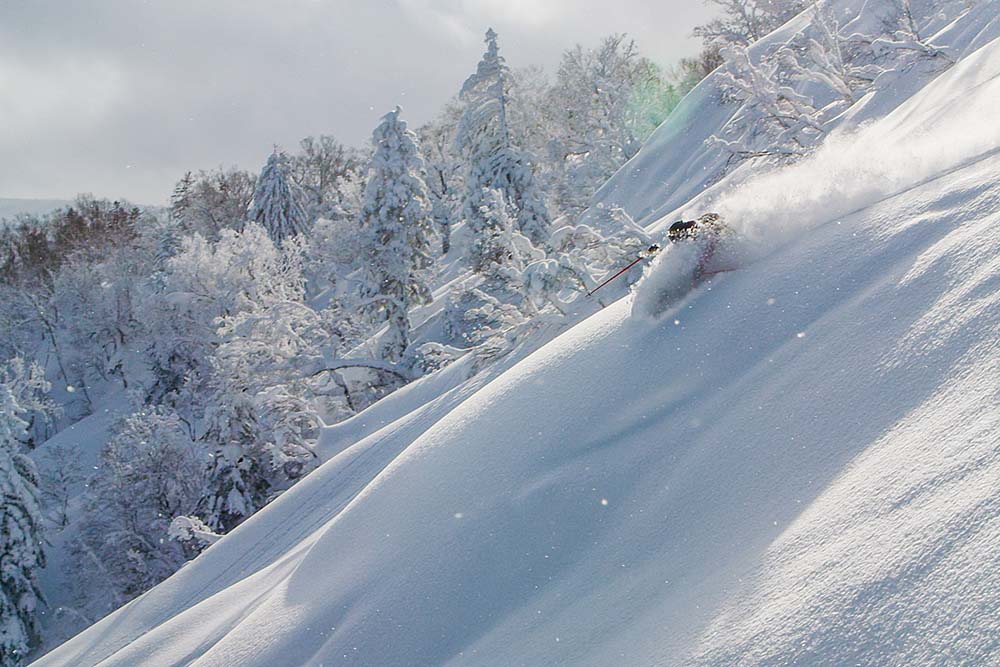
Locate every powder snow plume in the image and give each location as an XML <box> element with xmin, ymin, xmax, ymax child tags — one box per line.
<box><xmin>710</xmin><ymin>43</ymin><xmax>1000</xmax><ymax>260</ymax></box>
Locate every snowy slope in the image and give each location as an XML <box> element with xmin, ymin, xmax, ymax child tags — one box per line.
<box><xmin>30</xmin><ymin>393</ymin><xmax>132</xmax><ymax>652</ymax></box>
<box><xmin>34</xmin><ymin>10</ymin><xmax>1000</xmax><ymax>667</ymax></box>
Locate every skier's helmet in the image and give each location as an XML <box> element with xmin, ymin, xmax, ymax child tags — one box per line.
<box><xmin>667</xmin><ymin>220</ymin><xmax>697</xmax><ymax>242</ymax></box>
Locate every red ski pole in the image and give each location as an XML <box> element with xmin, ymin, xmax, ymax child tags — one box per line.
<box><xmin>586</xmin><ymin>255</ymin><xmax>645</xmax><ymax>297</ymax></box>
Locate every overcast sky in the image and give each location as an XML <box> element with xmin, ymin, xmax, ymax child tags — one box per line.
<box><xmin>1</xmin><ymin>0</ymin><xmax>716</xmax><ymax>205</ymax></box>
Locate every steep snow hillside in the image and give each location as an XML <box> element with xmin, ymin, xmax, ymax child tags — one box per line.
<box><xmin>34</xmin><ymin>8</ymin><xmax>1000</xmax><ymax>667</ymax></box>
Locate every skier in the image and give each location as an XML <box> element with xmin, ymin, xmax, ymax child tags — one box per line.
<box><xmin>587</xmin><ymin>213</ymin><xmax>732</xmax><ymax>298</ymax></box>
<box><xmin>666</xmin><ymin>212</ymin><xmax>731</xmax><ymax>279</ymax></box>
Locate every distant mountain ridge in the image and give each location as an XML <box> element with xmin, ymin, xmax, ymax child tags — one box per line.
<box><xmin>0</xmin><ymin>198</ymin><xmax>72</xmax><ymax>222</ymax></box>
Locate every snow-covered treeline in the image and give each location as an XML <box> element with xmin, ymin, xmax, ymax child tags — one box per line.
<box><xmin>0</xmin><ymin>28</ymin><xmax>684</xmax><ymax>663</ymax></box>
<box><xmin>1</xmin><ymin>1</ymin><xmax>984</xmax><ymax>663</ymax></box>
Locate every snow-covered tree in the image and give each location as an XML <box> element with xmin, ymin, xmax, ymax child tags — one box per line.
<box><xmin>456</xmin><ymin>28</ymin><xmax>550</xmax><ymax>247</ymax></box>
<box><xmin>146</xmin><ymin>223</ymin><xmax>319</xmax><ymax>532</ymax></box>
<box><xmin>0</xmin><ymin>358</ymin><xmax>58</xmax><ymax>451</ymax></box>
<box><xmin>0</xmin><ymin>363</ymin><xmax>48</xmax><ymax>667</ymax></box>
<box><xmin>418</xmin><ymin>104</ymin><xmax>464</xmax><ymax>256</ymax></box>
<box><xmin>358</xmin><ymin>107</ymin><xmax>436</xmax><ymax>362</ymax></box>
<box><xmin>673</xmin><ymin>44</ymin><xmax>726</xmax><ymax>95</ymax></box>
<box><xmin>695</xmin><ymin>0</ymin><xmax>807</xmax><ymax>49</ymax></box>
<box><xmin>50</xmin><ymin>241</ymin><xmax>147</xmax><ymax>392</ymax></box>
<box><xmin>288</xmin><ymin>135</ymin><xmax>364</xmax><ymax>222</ymax></box>
<box><xmin>213</xmin><ymin>284</ymin><xmax>325</xmax><ymax>489</ymax></box>
<box><xmin>780</xmin><ymin>3</ymin><xmax>882</xmax><ymax>110</ymax></box>
<box><xmin>442</xmin><ymin>188</ymin><xmax>542</xmax><ymax>354</ymax></box>
<box><xmin>711</xmin><ymin>45</ymin><xmax>826</xmax><ymax>166</ymax></box>
<box><xmin>249</xmin><ymin>149</ymin><xmax>309</xmax><ymax>243</ymax></box>
<box><xmin>144</xmin><ymin>223</ymin><xmax>306</xmax><ymax>407</ymax></box>
<box><xmin>171</xmin><ymin>168</ymin><xmax>256</xmax><ymax>240</ymax></box>
<box><xmin>546</xmin><ymin>35</ymin><xmax>679</xmax><ymax>217</ymax></box>
<box><xmin>73</xmin><ymin>408</ymin><xmax>204</xmax><ymax>605</ymax></box>
<box><xmin>468</xmin><ymin>188</ymin><xmax>542</xmax><ymax>290</ymax></box>
<box><xmin>38</xmin><ymin>444</ymin><xmax>81</xmax><ymax>530</ymax></box>
<box><xmin>197</xmin><ymin>388</ymin><xmax>268</xmax><ymax>533</ymax></box>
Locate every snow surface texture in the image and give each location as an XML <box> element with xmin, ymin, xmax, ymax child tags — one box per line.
<box><xmin>34</xmin><ymin>10</ymin><xmax>1000</xmax><ymax>667</ymax></box>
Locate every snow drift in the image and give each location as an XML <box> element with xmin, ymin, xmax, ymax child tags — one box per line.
<box><xmin>33</xmin><ymin>6</ymin><xmax>1000</xmax><ymax>667</ymax></box>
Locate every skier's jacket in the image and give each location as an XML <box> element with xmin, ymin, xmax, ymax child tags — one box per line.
<box><xmin>667</xmin><ymin>213</ymin><xmax>731</xmax><ymax>276</ymax></box>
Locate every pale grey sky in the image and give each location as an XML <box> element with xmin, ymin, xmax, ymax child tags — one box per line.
<box><xmin>0</xmin><ymin>0</ymin><xmax>716</xmax><ymax>204</ymax></box>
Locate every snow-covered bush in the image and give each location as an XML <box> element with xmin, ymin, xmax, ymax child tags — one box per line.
<box><xmin>709</xmin><ymin>0</ymin><xmax>966</xmax><ymax>170</ymax></box>
<box><xmin>407</xmin><ymin>342</ymin><xmax>466</xmax><ymax>377</ymax></box>
<box><xmin>443</xmin><ymin>286</ymin><xmax>525</xmax><ymax>348</ymax></box>
<box><xmin>783</xmin><ymin>3</ymin><xmax>883</xmax><ymax>109</ymax></box>
<box><xmin>167</xmin><ymin>515</ymin><xmax>221</xmax><ymax>552</ymax></box>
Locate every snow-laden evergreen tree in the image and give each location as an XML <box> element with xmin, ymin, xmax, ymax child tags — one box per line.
<box><xmin>0</xmin><ymin>365</ymin><xmax>46</xmax><ymax>667</ymax></box>
<box><xmin>443</xmin><ymin>188</ymin><xmax>541</xmax><ymax>353</ymax></box>
<box><xmin>249</xmin><ymin>149</ymin><xmax>309</xmax><ymax>244</ymax></box>
<box><xmin>456</xmin><ymin>28</ymin><xmax>550</xmax><ymax>249</ymax></box>
<box><xmin>469</xmin><ymin>188</ymin><xmax>541</xmax><ymax>290</ymax></box>
<box><xmin>358</xmin><ymin>107</ymin><xmax>435</xmax><ymax>362</ymax></box>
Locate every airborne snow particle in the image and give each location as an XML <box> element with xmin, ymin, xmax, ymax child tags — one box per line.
<box><xmin>600</xmin><ymin>498</ymin><xmax>609</xmax><ymax>506</ymax></box>
<box><xmin>796</xmin><ymin>331</ymin><xmax>806</xmax><ymax>338</ymax></box>
<box><xmin>453</xmin><ymin>512</ymin><xmax>464</xmax><ymax>519</ymax></box>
